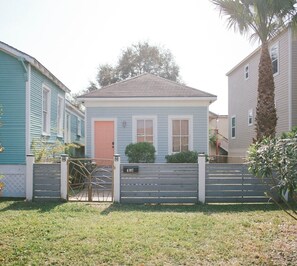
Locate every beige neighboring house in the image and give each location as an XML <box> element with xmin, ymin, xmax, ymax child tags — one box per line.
<box><xmin>209</xmin><ymin>112</ymin><xmax>228</xmax><ymax>157</ymax></box>
<box><xmin>227</xmin><ymin>26</ymin><xmax>297</xmax><ymax>158</ymax></box>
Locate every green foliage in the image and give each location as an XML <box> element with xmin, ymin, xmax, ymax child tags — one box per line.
<box><xmin>125</xmin><ymin>142</ymin><xmax>156</xmax><ymax>163</ymax></box>
<box><xmin>31</xmin><ymin>137</ymin><xmax>79</xmax><ymax>163</ymax></box>
<box><xmin>165</xmin><ymin>151</ymin><xmax>198</xmax><ymax>163</ymax></box>
<box><xmin>247</xmin><ymin>129</ymin><xmax>297</xmax><ymax>220</ymax></box>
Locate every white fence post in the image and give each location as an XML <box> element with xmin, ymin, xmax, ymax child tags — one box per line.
<box><xmin>61</xmin><ymin>154</ymin><xmax>68</xmax><ymax>201</ymax></box>
<box><xmin>26</xmin><ymin>154</ymin><xmax>35</xmax><ymax>201</ymax></box>
<box><xmin>198</xmin><ymin>154</ymin><xmax>206</xmax><ymax>203</ymax></box>
<box><xmin>113</xmin><ymin>154</ymin><xmax>121</xmax><ymax>203</ymax></box>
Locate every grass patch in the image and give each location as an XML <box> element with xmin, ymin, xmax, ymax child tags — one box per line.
<box><xmin>0</xmin><ymin>200</ymin><xmax>296</xmax><ymax>265</ymax></box>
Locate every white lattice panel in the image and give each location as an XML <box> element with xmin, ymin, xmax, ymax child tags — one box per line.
<box><xmin>0</xmin><ymin>165</ymin><xmax>26</xmax><ymax>197</ymax></box>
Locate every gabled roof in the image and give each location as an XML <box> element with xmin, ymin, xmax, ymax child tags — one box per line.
<box><xmin>0</xmin><ymin>41</ymin><xmax>70</xmax><ymax>93</ymax></box>
<box><xmin>78</xmin><ymin>73</ymin><xmax>216</xmax><ymax>101</ymax></box>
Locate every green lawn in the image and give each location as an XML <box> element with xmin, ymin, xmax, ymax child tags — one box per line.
<box><xmin>0</xmin><ymin>200</ymin><xmax>296</xmax><ymax>265</ymax></box>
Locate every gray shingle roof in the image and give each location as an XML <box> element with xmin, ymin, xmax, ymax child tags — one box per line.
<box><xmin>79</xmin><ymin>73</ymin><xmax>216</xmax><ymax>99</ymax></box>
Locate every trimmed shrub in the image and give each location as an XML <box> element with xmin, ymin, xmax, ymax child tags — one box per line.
<box><xmin>165</xmin><ymin>151</ymin><xmax>198</xmax><ymax>163</ymax></box>
<box><xmin>125</xmin><ymin>142</ymin><xmax>156</xmax><ymax>163</ymax></box>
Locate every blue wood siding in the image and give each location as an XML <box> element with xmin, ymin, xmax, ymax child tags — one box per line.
<box><xmin>86</xmin><ymin>106</ymin><xmax>208</xmax><ymax>163</ymax></box>
<box><xmin>30</xmin><ymin>67</ymin><xmax>65</xmax><ymax>144</ymax></box>
<box><xmin>0</xmin><ymin>51</ymin><xmax>26</xmax><ymax>164</ymax></box>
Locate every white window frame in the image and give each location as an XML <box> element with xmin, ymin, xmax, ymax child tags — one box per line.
<box><xmin>248</xmin><ymin>109</ymin><xmax>253</xmax><ymax>126</ymax></box>
<box><xmin>231</xmin><ymin>115</ymin><xmax>236</xmax><ymax>139</ymax></box>
<box><xmin>270</xmin><ymin>43</ymin><xmax>279</xmax><ymax>76</ymax></box>
<box><xmin>57</xmin><ymin>95</ymin><xmax>64</xmax><ymax>137</ymax></box>
<box><xmin>168</xmin><ymin>115</ymin><xmax>193</xmax><ymax>154</ymax></box>
<box><xmin>77</xmin><ymin>118</ymin><xmax>82</xmax><ymax>137</ymax></box>
<box><xmin>244</xmin><ymin>64</ymin><xmax>249</xmax><ymax>80</ymax></box>
<box><xmin>132</xmin><ymin>116</ymin><xmax>158</xmax><ymax>151</ymax></box>
<box><xmin>42</xmin><ymin>85</ymin><xmax>51</xmax><ymax>136</ymax></box>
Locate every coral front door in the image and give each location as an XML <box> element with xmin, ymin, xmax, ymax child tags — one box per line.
<box><xmin>94</xmin><ymin>121</ymin><xmax>114</xmax><ymax>159</ymax></box>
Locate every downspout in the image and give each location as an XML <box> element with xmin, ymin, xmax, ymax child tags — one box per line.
<box><xmin>288</xmin><ymin>26</ymin><xmax>293</xmax><ymax>131</ymax></box>
<box><xmin>19</xmin><ymin>57</ymin><xmax>31</xmax><ymax>156</ymax></box>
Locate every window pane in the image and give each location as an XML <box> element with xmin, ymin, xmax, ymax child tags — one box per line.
<box><xmin>137</xmin><ymin>136</ymin><xmax>144</xmax><ymax>143</ymax></box>
<box><xmin>145</xmin><ymin>136</ymin><xmax>153</xmax><ymax>144</ymax></box>
<box><xmin>181</xmin><ymin>120</ymin><xmax>188</xmax><ymax>135</ymax></box>
<box><xmin>145</xmin><ymin>120</ymin><xmax>153</xmax><ymax>135</ymax></box>
<box><xmin>172</xmin><ymin>120</ymin><xmax>180</xmax><ymax>135</ymax></box>
<box><xmin>232</xmin><ymin>117</ymin><xmax>235</xmax><ymax>127</ymax></box>
<box><xmin>232</xmin><ymin>128</ymin><xmax>236</xmax><ymax>138</ymax></box>
<box><xmin>181</xmin><ymin>137</ymin><xmax>189</xmax><ymax>152</ymax></box>
<box><xmin>172</xmin><ymin>137</ymin><xmax>180</xmax><ymax>152</ymax></box>
<box><xmin>272</xmin><ymin>60</ymin><xmax>278</xmax><ymax>74</ymax></box>
<box><xmin>137</xmin><ymin>120</ymin><xmax>144</xmax><ymax>135</ymax></box>
<box><xmin>43</xmin><ymin>112</ymin><xmax>47</xmax><ymax>132</ymax></box>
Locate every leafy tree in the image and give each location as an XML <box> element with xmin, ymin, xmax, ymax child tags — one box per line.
<box><xmin>211</xmin><ymin>0</ymin><xmax>297</xmax><ymax>140</ymax></box>
<box><xmin>247</xmin><ymin>127</ymin><xmax>297</xmax><ymax>220</ymax></box>
<box><xmin>89</xmin><ymin>41</ymin><xmax>181</xmax><ymax>89</ymax></box>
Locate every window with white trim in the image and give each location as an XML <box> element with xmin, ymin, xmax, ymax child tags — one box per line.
<box><xmin>132</xmin><ymin>116</ymin><xmax>157</xmax><ymax>149</ymax></box>
<box><xmin>77</xmin><ymin>118</ymin><xmax>81</xmax><ymax>136</ymax></box>
<box><xmin>244</xmin><ymin>64</ymin><xmax>249</xmax><ymax>80</ymax></box>
<box><xmin>169</xmin><ymin>116</ymin><xmax>193</xmax><ymax>154</ymax></box>
<box><xmin>231</xmin><ymin>116</ymin><xmax>236</xmax><ymax>138</ymax></box>
<box><xmin>57</xmin><ymin>95</ymin><xmax>64</xmax><ymax>137</ymax></box>
<box><xmin>42</xmin><ymin>86</ymin><xmax>51</xmax><ymax>135</ymax></box>
<box><xmin>248</xmin><ymin>109</ymin><xmax>253</xmax><ymax>126</ymax></box>
<box><xmin>270</xmin><ymin>43</ymin><xmax>279</xmax><ymax>75</ymax></box>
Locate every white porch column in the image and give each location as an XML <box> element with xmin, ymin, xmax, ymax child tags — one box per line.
<box><xmin>113</xmin><ymin>154</ymin><xmax>121</xmax><ymax>203</ymax></box>
<box><xmin>61</xmin><ymin>154</ymin><xmax>68</xmax><ymax>200</ymax></box>
<box><xmin>198</xmin><ymin>154</ymin><xmax>206</xmax><ymax>203</ymax></box>
<box><xmin>26</xmin><ymin>154</ymin><xmax>35</xmax><ymax>201</ymax></box>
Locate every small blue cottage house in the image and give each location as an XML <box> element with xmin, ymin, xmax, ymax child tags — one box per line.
<box><xmin>0</xmin><ymin>41</ymin><xmax>84</xmax><ymax>197</ymax></box>
<box><xmin>78</xmin><ymin>73</ymin><xmax>217</xmax><ymax>163</ymax></box>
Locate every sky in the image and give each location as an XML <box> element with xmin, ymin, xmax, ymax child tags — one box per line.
<box><xmin>0</xmin><ymin>0</ymin><xmax>259</xmax><ymax>115</ymax></box>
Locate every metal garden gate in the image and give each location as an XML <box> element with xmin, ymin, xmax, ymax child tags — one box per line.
<box><xmin>67</xmin><ymin>158</ymin><xmax>113</xmax><ymax>202</ymax></box>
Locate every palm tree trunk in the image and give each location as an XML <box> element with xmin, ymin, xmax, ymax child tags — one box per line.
<box><xmin>255</xmin><ymin>42</ymin><xmax>278</xmax><ymax>140</ymax></box>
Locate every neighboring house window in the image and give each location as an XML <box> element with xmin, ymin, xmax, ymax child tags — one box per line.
<box><xmin>248</xmin><ymin>109</ymin><xmax>253</xmax><ymax>126</ymax></box>
<box><xmin>42</xmin><ymin>85</ymin><xmax>51</xmax><ymax>135</ymax></box>
<box><xmin>77</xmin><ymin>119</ymin><xmax>81</xmax><ymax>136</ymax></box>
<box><xmin>65</xmin><ymin>113</ymin><xmax>71</xmax><ymax>143</ymax></box>
<box><xmin>132</xmin><ymin>116</ymin><xmax>157</xmax><ymax>148</ymax></box>
<box><xmin>244</xmin><ymin>64</ymin><xmax>249</xmax><ymax>80</ymax></box>
<box><xmin>169</xmin><ymin>116</ymin><xmax>193</xmax><ymax>154</ymax></box>
<box><xmin>270</xmin><ymin>43</ymin><xmax>279</xmax><ymax>75</ymax></box>
<box><xmin>57</xmin><ymin>95</ymin><xmax>64</xmax><ymax>137</ymax></box>
<box><xmin>231</xmin><ymin>116</ymin><xmax>236</xmax><ymax>139</ymax></box>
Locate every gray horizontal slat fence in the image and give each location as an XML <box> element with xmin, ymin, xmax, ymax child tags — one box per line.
<box><xmin>206</xmin><ymin>164</ymin><xmax>271</xmax><ymax>203</ymax></box>
<box><xmin>33</xmin><ymin>164</ymin><xmax>61</xmax><ymax>201</ymax></box>
<box><xmin>121</xmin><ymin>163</ymin><xmax>198</xmax><ymax>204</ymax></box>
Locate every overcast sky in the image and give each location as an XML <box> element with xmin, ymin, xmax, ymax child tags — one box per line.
<box><xmin>0</xmin><ymin>0</ymin><xmax>258</xmax><ymax>114</ymax></box>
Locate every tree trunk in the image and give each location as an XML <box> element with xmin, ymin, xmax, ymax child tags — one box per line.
<box><xmin>255</xmin><ymin>42</ymin><xmax>278</xmax><ymax>140</ymax></box>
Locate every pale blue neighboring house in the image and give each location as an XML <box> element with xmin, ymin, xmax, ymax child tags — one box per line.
<box><xmin>78</xmin><ymin>73</ymin><xmax>217</xmax><ymax>163</ymax></box>
<box><xmin>0</xmin><ymin>41</ymin><xmax>85</xmax><ymax>197</ymax></box>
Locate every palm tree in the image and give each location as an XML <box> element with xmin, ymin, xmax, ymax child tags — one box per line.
<box><xmin>211</xmin><ymin>0</ymin><xmax>297</xmax><ymax>140</ymax></box>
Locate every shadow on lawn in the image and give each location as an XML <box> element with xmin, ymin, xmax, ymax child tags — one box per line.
<box><xmin>99</xmin><ymin>202</ymin><xmax>280</xmax><ymax>216</ymax></box>
<box><xmin>0</xmin><ymin>198</ymin><xmax>66</xmax><ymax>213</ymax></box>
